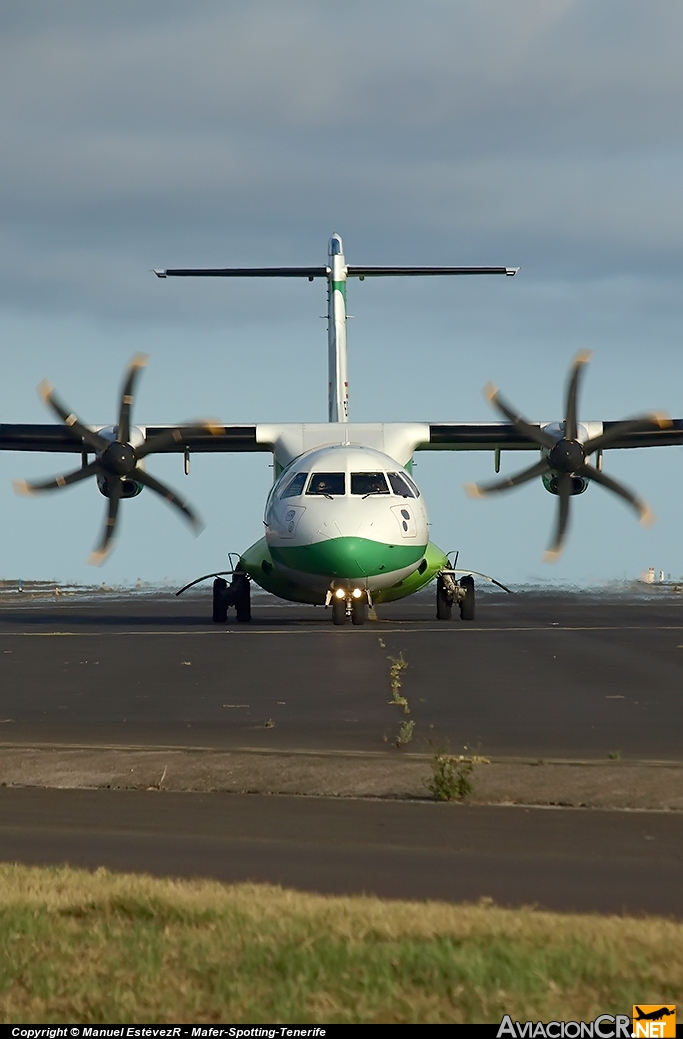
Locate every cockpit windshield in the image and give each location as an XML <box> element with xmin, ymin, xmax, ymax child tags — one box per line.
<box><xmin>306</xmin><ymin>472</ymin><xmax>345</xmax><ymax>496</ymax></box>
<box><xmin>387</xmin><ymin>472</ymin><xmax>415</xmax><ymax>498</ymax></box>
<box><xmin>280</xmin><ymin>472</ymin><xmax>308</xmax><ymax>498</ymax></box>
<box><xmin>351</xmin><ymin>473</ymin><xmax>389</xmax><ymax>496</ymax></box>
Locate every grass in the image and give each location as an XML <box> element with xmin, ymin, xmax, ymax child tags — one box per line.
<box><xmin>0</xmin><ymin>865</ymin><xmax>682</xmax><ymax>1024</ymax></box>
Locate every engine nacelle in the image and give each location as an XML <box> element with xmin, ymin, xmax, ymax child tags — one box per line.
<box><xmin>542</xmin><ymin>472</ymin><xmax>589</xmax><ymax>496</ymax></box>
<box><xmin>97</xmin><ymin>475</ymin><xmax>143</xmax><ymax>499</ymax></box>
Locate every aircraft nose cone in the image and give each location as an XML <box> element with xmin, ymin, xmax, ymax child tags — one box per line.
<box><xmin>548</xmin><ymin>438</ymin><xmax>585</xmax><ymax>474</ymax></box>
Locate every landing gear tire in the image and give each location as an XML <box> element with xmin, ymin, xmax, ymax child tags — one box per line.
<box><xmin>212</xmin><ymin>577</ymin><xmax>229</xmax><ymax>624</ymax></box>
<box><xmin>332</xmin><ymin>598</ymin><xmax>347</xmax><ymax>625</ymax></box>
<box><xmin>436</xmin><ymin>576</ymin><xmax>452</xmax><ymax>621</ymax></box>
<box><xmin>351</xmin><ymin>598</ymin><xmax>367</xmax><ymax>626</ymax></box>
<box><xmin>459</xmin><ymin>575</ymin><xmax>475</xmax><ymax>621</ymax></box>
<box><xmin>233</xmin><ymin>573</ymin><xmax>251</xmax><ymax>623</ymax></box>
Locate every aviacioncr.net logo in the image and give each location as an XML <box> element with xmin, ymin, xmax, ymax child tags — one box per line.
<box><xmin>631</xmin><ymin>1005</ymin><xmax>676</xmax><ymax>1039</ymax></box>
<box><xmin>497</xmin><ymin>1015</ymin><xmax>632</xmax><ymax>1037</ymax></box>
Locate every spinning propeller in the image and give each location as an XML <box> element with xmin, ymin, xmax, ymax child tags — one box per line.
<box><xmin>14</xmin><ymin>354</ymin><xmax>216</xmax><ymax>564</ymax></box>
<box><xmin>465</xmin><ymin>351</ymin><xmax>670</xmax><ymax>560</ymax></box>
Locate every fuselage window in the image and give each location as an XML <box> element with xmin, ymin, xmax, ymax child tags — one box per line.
<box><xmin>351</xmin><ymin>472</ymin><xmax>389</xmax><ymax>496</ymax></box>
<box><xmin>306</xmin><ymin>472</ymin><xmax>345</xmax><ymax>496</ymax></box>
<box><xmin>280</xmin><ymin>472</ymin><xmax>308</xmax><ymax>498</ymax></box>
<box><xmin>387</xmin><ymin>472</ymin><xmax>415</xmax><ymax>498</ymax></box>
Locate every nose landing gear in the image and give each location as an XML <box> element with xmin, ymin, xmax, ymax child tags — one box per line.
<box><xmin>327</xmin><ymin>587</ymin><xmax>370</xmax><ymax>626</ymax></box>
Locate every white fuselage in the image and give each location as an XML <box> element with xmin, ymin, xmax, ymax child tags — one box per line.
<box><xmin>263</xmin><ymin>444</ymin><xmax>429</xmax><ymax>595</ymax></box>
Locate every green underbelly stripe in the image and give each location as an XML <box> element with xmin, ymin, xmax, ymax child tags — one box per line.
<box><xmin>270</xmin><ymin>537</ymin><xmax>426</xmax><ymax>578</ymax></box>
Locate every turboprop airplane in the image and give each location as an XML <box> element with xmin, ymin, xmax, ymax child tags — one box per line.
<box><xmin>2</xmin><ymin>233</ymin><xmax>683</xmax><ymax>626</ymax></box>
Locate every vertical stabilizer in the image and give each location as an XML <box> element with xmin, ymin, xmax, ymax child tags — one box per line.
<box><xmin>153</xmin><ymin>237</ymin><xmax>517</xmax><ymax>426</ymax></box>
<box><xmin>328</xmin><ymin>233</ymin><xmax>349</xmax><ymax>422</ymax></box>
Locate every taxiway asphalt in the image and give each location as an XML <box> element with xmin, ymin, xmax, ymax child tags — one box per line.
<box><xmin>0</xmin><ymin>587</ymin><xmax>681</xmax><ymax>759</ymax></box>
<box><xmin>1</xmin><ymin>587</ymin><xmax>682</xmax><ymax>912</ymax></box>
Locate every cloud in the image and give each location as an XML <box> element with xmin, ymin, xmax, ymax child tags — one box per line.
<box><xmin>0</xmin><ymin>0</ymin><xmax>682</xmax><ymax>322</ymax></box>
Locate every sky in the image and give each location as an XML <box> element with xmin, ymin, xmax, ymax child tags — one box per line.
<box><xmin>1</xmin><ymin>0</ymin><xmax>682</xmax><ymax>589</ymax></box>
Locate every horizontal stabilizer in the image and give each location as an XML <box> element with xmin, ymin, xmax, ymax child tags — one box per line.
<box><xmin>347</xmin><ymin>266</ymin><xmax>518</xmax><ymax>277</ymax></box>
<box><xmin>154</xmin><ymin>265</ymin><xmax>519</xmax><ymax>279</ymax></box>
<box><xmin>154</xmin><ymin>267</ymin><xmax>329</xmax><ymax>279</ymax></box>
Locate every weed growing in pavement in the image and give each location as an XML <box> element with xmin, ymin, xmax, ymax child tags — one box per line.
<box><xmin>426</xmin><ymin>745</ymin><xmax>490</xmax><ymax>802</ymax></box>
<box><xmin>395</xmin><ymin>720</ymin><xmax>415</xmax><ymax>748</ymax></box>
<box><xmin>380</xmin><ymin>644</ymin><xmax>415</xmax><ymax>748</ymax></box>
<box><xmin>608</xmin><ymin>750</ymin><xmax>621</xmax><ymax>760</ymax></box>
<box><xmin>387</xmin><ymin>653</ymin><xmax>410</xmax><ymax>714</ymax></box>
<box><xmin>427</xmin><ymin>753</ymin><xmax>474</xmax><ymax>801</ymax></box>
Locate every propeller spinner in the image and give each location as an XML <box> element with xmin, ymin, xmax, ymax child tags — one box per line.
<box><xmin>465</xmin><ymin>351</ymin><xmax>669</xmax><ymax>560</ymax></box>
<box><xmin>14</xmin><ymin>354</ymin><xmax>215</xmax><ymax>564</ymax></box>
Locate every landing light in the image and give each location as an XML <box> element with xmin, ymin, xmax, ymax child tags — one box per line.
<box><xmin>352</xmin><ymin>588</ymin><xmax>362</xmax><ymax>599</ymax></box>
<box><xmin>334</xmin><ymin>588</ymin><xmax>346</xmax><ymax>599</ymax></box>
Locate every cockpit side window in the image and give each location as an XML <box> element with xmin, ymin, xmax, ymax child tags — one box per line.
<box><xmin>351</xmin><ymin>472</ymin><xmax>389</xmax><ymax>495</ymax></box>
<box><xmin>306</xmin><ymin>472</ymin><xmax>345</xmax><ymax>495</ymax></box>
<box><xmin>280</xmin><ymin>472</ymin><xmax>308</xmax><ymax>498</ymax></box>
<box><xmin>387</xmin><ymin>472</ymin><xmax>415</xmax><ymax>498</ymax></box>
<box><xmin>403</xmin><ymin>472</ymin><xmax>421</xmax><ymax>498</ymax></box>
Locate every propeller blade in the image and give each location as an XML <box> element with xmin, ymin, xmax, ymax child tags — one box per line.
<box><xmin>474</xmin><ymin>354</ymin><xmax>663</xmax><ymax>559</ymax></box>
<box><xmin>483</xmin><ymin>383</ymin><xmax>557</xmax><ymax>449</ymax></box>
<box><xmin>134</xmin><ymin>468</ymin><xmax>204</xmax><ymax>532</ymax></box>
<box><xmin>579</xmin><ymin>464</ymin><xmax>655</xmax><ymax>526</ymax></box>
<box><xmin>135</xmin><ymin>421</ymin><xmax>224</xmax><ymax>460</ymax></box>
<box><xmin>37</xmin><ymin>380</ymin><xmax>108</xmax><ymax>453</ymax></box>
<box><xmin>543</xmin><ymin>473</ymin><xmax>572</xmax><ymax>562</ymax></box>
<box><xmin>117</xmin><ymin>353</ymin><xmax>148</xmax><ymax>444</ymax></box>
<box><xmin>465</xmin><ymin>457</ymin><xmax>550</xmax><ymax>498</ymax></box>
<box><xmin>13</xmin><ymin>459</ymin><xmax>101</xmax><ymax>495</ymax></box>
<box><xmin>88</xmin><ymin>479</ymin><xmax>122</xmax><ymax>566</ymax></box>
<box><xmin>564</xmin><ymin>350</ymin><xmax>592</xmax><ymax>441</ymax></box>
<box><xmin>582</xmin><ymin>413</ymin><xmax>672</xmax><ymax>456</ymax></box>
<box><xmin>25</xmin><ymin>357</ymin><xmax>206</xmax><ymax>563</ymax></box>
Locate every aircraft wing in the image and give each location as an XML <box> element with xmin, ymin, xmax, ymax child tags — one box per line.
<box><xmin>141</xmin><ymin>426</ymin><xmax>269</xmax><ymax>453</ymax></box>
<box><xmin>3</xmin><ymin>417</ymin><xmax>683</xmax><ymax>459</ymax></box>
<box><xmin>0</xmin><ymin>423</ymin><xmax>270</xmax><ymax>455</ymax></box>
<box><xmin>419</xmin><ymin>419</ymin><xmax>683</xmax><ymax>452</ymax></box>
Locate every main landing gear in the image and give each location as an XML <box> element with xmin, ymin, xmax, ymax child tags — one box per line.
<box><xmin>213</xmin><ymin>569</ymin><xmax>252</xmax><ymax>624</ymax></box>
<box><xmin>436</xmin><ymin>570</ymin><xmax>475</xmax><ymax>621</ymax></box>
<box><xmin>328</xmin><ymin>587</ymin><xmax>370</xmax><ymax>626</ymax></box>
